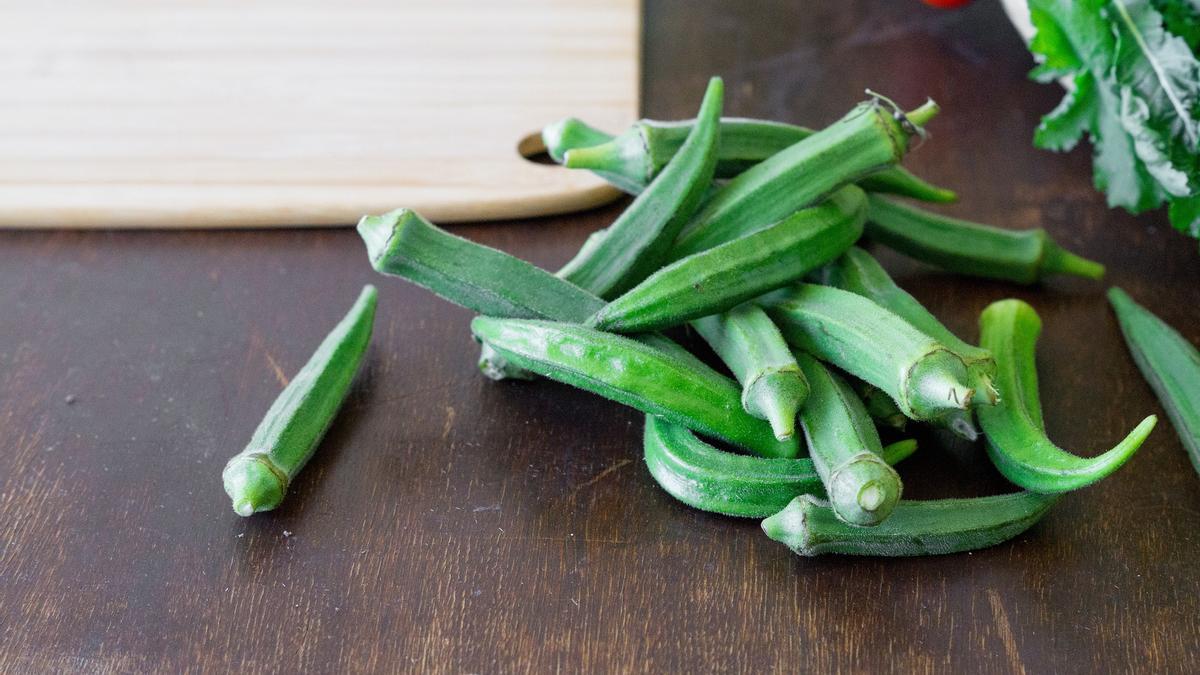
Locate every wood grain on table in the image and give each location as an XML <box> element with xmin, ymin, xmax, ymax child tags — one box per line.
<box><xmin>2</xmin><ymin>1</ymin><xmax>1199</xmax><ymax>672</ymax></box>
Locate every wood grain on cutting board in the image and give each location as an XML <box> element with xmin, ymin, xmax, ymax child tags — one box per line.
<box><xmin>0</xmin><ymin>0</ymin><xmax>640</xmax><ymax>228</ymax></box>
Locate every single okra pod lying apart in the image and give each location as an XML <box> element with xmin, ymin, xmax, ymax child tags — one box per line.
<box><xmin>761</xmin><ymin>492</ymin><xmax>1058</xmax><ymax>557</ymax></box>
<box><xmin>556</xmin><ymin>116</ymin><xmax>957</xmax><ymax>203</ymax></box>
<box><xmin>223</xmin><ymin>285</ymin><xmax>377</xmax><ymax>516</ymax></box>
<box><xmin>471</xmin><ymin>317</ymin><xmax>799</xmax><ymax>459</ymax></box>
<box><xmin>863</xmin><ymin>195</ymin><xmax>1105</xmax><ymax>284</ymax></box>
<box><xmin>589</xmin><ymin>186</ymin><xmax>867</xmax><ymax>334</ymax></box>
<box><xmin>556</xmin><ymin>77</ymin><xmax>723</xmax><ymax>300</ymax></box>
<box><xmin>670</xmin><ymin>98</ymin><xmax>938</xmax><ymax>259</ymax></box>
<box><xmin>762</xmin><ymin>284</ymin><xmax>974</xmax><ymax>422</ymax></box>
<box><xmin>977</xmin><ymin>299</ymin><xmax>1157</xmax><ymax>493</ymax></box>
<box><xmin>795</xmin><ymin>353</ymin><xmax>902</xmax><ymax>526</ymax></box>
<box><xmin>1109</xmin><ymin>287</ymin><xmax>1200</xmax><ymax>477</ymax></box>
<box><xmin>692</xmin><ymin>304</ymin><xmax>809</xmax><ymax>440</ymax></box>
<box><xmin>643</xmin><ymin>415</ymin><xmax>917</xmax><ymax>518</ymax></box>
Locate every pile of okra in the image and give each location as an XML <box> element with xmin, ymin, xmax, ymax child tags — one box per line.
<box><xmin>226</xmin><ymin>77</ymin><xmax>1200</xmax><ymax>557</ymax></box>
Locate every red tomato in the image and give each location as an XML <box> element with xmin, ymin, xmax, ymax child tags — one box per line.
<box><xmin>921</xmin><ymin>0</ymin><xmax>972</xmax><ymax>7</ymax></box>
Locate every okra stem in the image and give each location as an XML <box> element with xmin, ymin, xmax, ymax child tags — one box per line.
<box><xmin>976</xmin><ymin>299</ymin><xmax>1157</xmax><ymax>493</ymax></box>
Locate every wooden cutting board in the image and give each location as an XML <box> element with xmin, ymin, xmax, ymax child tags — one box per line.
<box><xmin>0</xmin><ymin>0</ymin><xmax>640</xmax><ymax>228</ymax></box>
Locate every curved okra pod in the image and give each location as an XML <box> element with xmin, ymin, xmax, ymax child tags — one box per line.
<box><xmin>589</xmin><ymin>186</ymin><xmax>867</xmax><ymax>334</ymax></box>
<box><xmin>976</xmin><ymin>299</ymin><xmax>1157</xmax><ymax>493</ymax></box>
<box><xmin>761</xmin><ymin>492</ymin><xmax>1058</xmax><ymax>557</ymax></box>
<box><xmin>643</xmin><ymin>415</ymin><xmax>917</xmax><ymax>518</ymax></box>
<box><xmin>471</xmin><ymin>317</ymin><xmax>799</xmax><ymax>459</ymax></box>
<box><xmin>556</xmin><ymin>77</ymin><xmax>723</xmax><ymax>299</ymax></box>
<box><xmin>761</xmin><ymin>284</ymin><xmax>974</xmax><ymax>422</ymax></box>
<box><xmin>864</xmin><ymin>195</ymin><xmax>1105</xmax><ymax>284</ymax></box>
<box><xmin>558</xmin><ymin>116</ymin><xmax>957</xmax><ymax>203</ymax></box>
<box><xmin>691</xmin><ymin>304</ymin><xmax>809</xmax><ymax>440</ymax></box>
<box><xmin>795</xmin><ymin>353</ymin><xmax>902</xmax><ymax>526</ymax></box>
<box><xmin>1109</xmin><ymin>287</ymin><xmax>1200</xmax><ymax>476</ymax></box>
<box><xmin>826</xmin><ymin>246</ymin><xmax>999</xmax><ymax>407</ymax></box>
<box><xmin>222</xmin><ymin>286</ymin><xmax>377</xmax><ymax>516</ymax></box>
<box><xmin>670</xmin><ymin>98</ymin><xmax>938</xmax><ymax>259</ymax></box>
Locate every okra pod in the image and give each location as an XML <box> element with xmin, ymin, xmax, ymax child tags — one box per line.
<box><xmin>761</xmin><ymin>492</ymin><xmax>1058</xmax><ymax>557</ymax></box>
<box><xmin>976</xmin><ymin>299</ymin><xmax>1157</xmax><ymax>493</ymax></box>
<box><xmin>559</xmin><ymin>116</ymin><xmax>957</xmax><ymax>203</ymax></box>
<box><xmin>222</xmin><ymin>285</ymin><xmax>377</xmax><ymax>516</ymax></box>
<box><xmin>853</xmin><ymin>381</ymin><xmax>909</xmax><ymax>431</ymax></box>
<box><xmin>691</xmin><ymin>304</ymin><xmax>809</xmax><ymax>440</ymax></box>
<box><xmin>589</xmin><ymin>186</ymin><xmax>867</xmax><ymax>334</ymax></box>
<box><xmin>358</xmin><ymin>208</ymin><xmax>603</xmax><ymax>321</ymax></box>
<box><xmin>795</xmin><ymin>353</ymin><xmax>902</xmax><ymax>526</ymax></box>
<box><xmin>471</xmin><ymin>317</ymin><xmax>799</xmax><ymax>458</ymax></box>
<box><xmin>556</xmin><ymin>77</ymin><xmax>723</xmax><ymax>299</ymax></box>
<box><xmin>762</xmin><ymin>284</ymin><xmax>974</xmax><ymax>421</ymax></box>
<box><xmin>1109</xmin><ymin>287</ymin><xmax>1200</xmax><ymax>477</ymax></box>
<box><xmin>643</xmin><ymin>415</ymin><xmax>916</xmax><ymax>518</ymax></box>
<box><xmin>670</xmin><ymin>98</ymin><xmax>938</xmax><ymax>259</ymax></box>
<box><xmin>826</xmin><ymin>246</ymin><xmax>998</xmax><ymax>406</ymax></box>
<box><xmin>864</xmin><ymin>195</ymin><xmax>1105</xmax><ymax>284</ymax></box>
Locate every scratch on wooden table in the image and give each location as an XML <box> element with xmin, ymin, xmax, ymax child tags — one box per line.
<box><xmin>569</xmin><ymin>459</ymin><xmax>632</xmax><ymax>498</ymax></box>
<box><xmin>262</xmin><ymin>350</ymin><xmax>290</xmax><ymax>389</ymax></box>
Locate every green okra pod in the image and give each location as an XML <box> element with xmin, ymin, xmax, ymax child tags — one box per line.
<box><xmin>1109</xmin><ymin>287</ymin><xmax>1200</xmax><ymax>477</ymax></box>
<box><xmin>976</xmin><ymin>299</ymin><xmax>1157</xmax><ymax>493</ymax></box>
<box><xmin>556</xmin><ymin>116</ymin><xmax>957</xmax><ymax>203</ymax></box>
<box><xmin>826</xmin><ymin>246</ymin><xmax>998</xmax><ymax>407</ymax></box>
<box><xmin>863</xmin><ymin>195</ymin><xmax>1105</xmax><ymax>284</ymax></box>
<box><xmin>643</xmin><ymin>415</ymin><xmax>916</xmax><ymax>518</ymax></box>
<box><xmin>761</xmin><ymin>284</ymin><xmax>974</xmax><ymax>422</ymax></box>
<box><xmin>691</xmin><ymin>304</ymin><xmax>809</xmax><ymax>441</ymax></box>
<box><xmin>589</xmin><ymin>186</ymin><xmax>867</xmax><ymax>334</ymax></box>
<box><xmin>471</xmin><ymin>317</ymin><xmax>798</xmax><ymax>458</ymax></box>
<box><xmin>669</xmin><ymin>98</ymin><xmax>938</xmax><ymax>259</ymax></box>
<box><xmin>761</xmin><ymin>492</ymin><xmax>1058</xmax><ymax>557</ymax></box>
<box><xmin>222</xmin><ymin>285</ymin><xmax>377</xmax><ymax>516</ymax></box>
<box><xmin>794</xmin><ymin>353</ymin><xmax>902</xmax><ymax>526</ymax></box>
<box><xmin>358</xmin><ymin>208</ymin><xmax>603</xmax><ymax>322</ymax></box>
<box><xmin>556</xmin><ymin>77</ymin><xmax>723</xmax><ymax>299</ymax></box>
<box><xmin>852</xmin><ymin>381</ymin><xmax>909</xmax><ymax>431</ymax></box>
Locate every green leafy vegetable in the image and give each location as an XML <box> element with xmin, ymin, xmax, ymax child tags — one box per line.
<box><xmin>1028</xmin><ymin>0</ymin><xmax>1200</xmax><ymax>239</ymax></box>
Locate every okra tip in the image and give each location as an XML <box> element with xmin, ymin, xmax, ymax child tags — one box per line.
<box><xmin>541</xmin><ymin>117</ymin><xmax>614</xmax><ymax>164</ymax></box>
<box><xmin>223</xmin><ymin>455</ymin><xmax>286</xmax><ymax>517</ymax></box>
<box><xmin>744</xmin><ymin>372</ymin><xmax>807</xmax><ymax>441</ymax></box>
<box><xmin>1041</xmin><ymin>243</ymin><xmax>1105</xmax><ymax>281</ymax></box>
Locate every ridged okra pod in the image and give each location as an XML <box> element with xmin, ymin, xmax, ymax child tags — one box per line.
<box><xmin>1104</xmin><ymin>288</ymin><xmax>1200</xmax><ymax>473</ymax></box>
<box><xmin>762</xmin><ymin>284</ymin><xmax>974</xmax><ymax>422</ymax></box>
<box><xmin>691</xmin><ymin>304</ymin><xmax>809</xmax><ymax>440</ymax></box>
<box><xmin>853</xmin><ymin>381</ymin><xmax>908</xmax><ymax>431</ymax></box>
<box><xmin>471</xmin><ymin>317</ymin><xmax>799</xmax><ymax>459</ymax></box>
<box><xmin>643</xmin><ymin>415</ymin><xmax>916</xmax><ymax>518</ymax></box>
<box><xmin>794</xmin><ymin>353</ymin><xmax>902</xmax><ymax>526</ymax></box>
<box><xmin>826</xmin><ymin>246</ymin><xmax>998</xmax><ymax>407</ymax></box>
<box><xmin>761</xmin><ymin>492</ymin><xmax>1058</xmax><ymax>557</ymax></box>
<box><xmin>222</xmin><ymin>286</ymin><xmax>377</xmax><ymax>516</ymax></box>
<box><xmin>669</xmin><ymin>98</ymin><xmax>938</xmax><ymax>259</ymax></box>
<box><xmin>589</xmin><ymin>186</ymin><xmax>867</xmax><ymax>334</ymax></box>
<box><xmin>557</xmin><ymin>116</ymin><xmax>957</xmax><ymax>203</ymax></box>
<box><xmin>976</xmin><ymin>299</ymin><xmax>1157</xmax><ymax>493</ymax></box>
<box><xmin>556</xmin><ymin>77</ymin><xmax>724</xmax><ymax>299</ymax></box>
<box><xmin>1109</xmin><ymin>287</ymin><xmax>1200</xmax><ymax>477</ymax></box>
<box><xmin>864</xmin><ymin>195</ymin><xmax>1105</xmax><ymax>284</ymax></box>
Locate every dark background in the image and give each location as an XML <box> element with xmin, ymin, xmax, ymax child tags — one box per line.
<box><xmin>3</xmin><ymin>1</ymin><xmax>1199</xmax><ymax>672</ymax></box>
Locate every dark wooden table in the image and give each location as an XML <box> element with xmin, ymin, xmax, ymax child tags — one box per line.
<box><xmin>4</xmin><ymin>1</ymin><xmax>1199</xmax><ymax>672</ymax></box>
